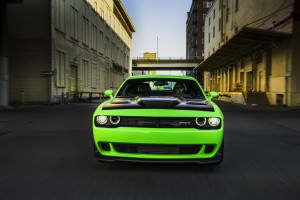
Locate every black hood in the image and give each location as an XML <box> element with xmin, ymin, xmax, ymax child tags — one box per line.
<box><xmin>102</xmin><ymin>96</ymin><xmax>214</xmax><ymax>111</ymax></box>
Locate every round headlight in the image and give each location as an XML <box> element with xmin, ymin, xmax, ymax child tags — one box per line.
<box><xmin>208</xmin><ymin>117</ymin><xmax>221</xmax><ymax>127</ymax></box>
<box><xmin>96</xmin><ymin>116</ymin><xmax>108</xmax><ymax>125</ymax></box>
<box><xmin>195</xmin><ymin>117</ymin><xmax>207</xmax><ymax>127</ymax></box>
<box><xmin>109</xmin><ymin>116</ymin><xmax>120</xmax><ymax>125</ymax></box>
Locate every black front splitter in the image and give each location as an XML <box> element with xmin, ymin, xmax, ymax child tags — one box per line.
<box><xmin>95</xmin><ymin>152</ymin><xmax>222</xmax><ymax>165</ymax></box>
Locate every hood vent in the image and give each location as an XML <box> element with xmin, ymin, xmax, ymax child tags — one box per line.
<box><xmin>135</xmin><ymin>96</ymin><xmax>181</xmax><ymax>108</ymax></box>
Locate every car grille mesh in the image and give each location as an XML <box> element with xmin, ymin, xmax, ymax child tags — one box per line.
<box><xmin>113</xmin><ymin>143</ymin><xmax>201</xmax><ymax>154</ymax></box>
<box><xmin>119</xmin><ymin>117</ymin><xmax>195</xmax><ymax>128</ymax></box>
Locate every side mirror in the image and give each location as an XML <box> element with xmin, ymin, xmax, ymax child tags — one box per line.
<box><xmin>104</xmin><ymin>89</ymin><xmax>114</xmax><ymax>99</ymax></box>
<box><xmin>209</xmin><ymin>91</ymin><xmax>219</xmax><ymax>101</ymax></box>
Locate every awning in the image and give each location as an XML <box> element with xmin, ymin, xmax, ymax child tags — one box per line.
<box><xmin>195</xmin><ymin>27</ymin><xmax>291</xmax><ymax>70</ymax></box>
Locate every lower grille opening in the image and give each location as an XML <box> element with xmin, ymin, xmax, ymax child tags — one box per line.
<box><xmin>113</xmin><ymin>143</ymin><xmax>201</xmax><ymax>154</ymax></box>
<box><xmin>204</xmin><ymin>144</ymin><xmax>215</xmax><ymax>154</ymax></box>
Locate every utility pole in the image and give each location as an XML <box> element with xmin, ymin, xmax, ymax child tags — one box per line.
<box><xmin>156</xmin><ymin>36</ymin><xmax>159</xmax><ymax>59</ymax></box>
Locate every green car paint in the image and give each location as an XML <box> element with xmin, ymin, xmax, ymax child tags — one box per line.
<box><xmin>92</xmin><ymin>75</ymin><xmax>224</xmax><ymax>164</ymax></box>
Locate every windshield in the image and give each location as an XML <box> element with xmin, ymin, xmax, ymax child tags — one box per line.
<box><xmin>116</xmin><ymin>78</ymin><xmax>205</xmax><ymax>98</ymax></box>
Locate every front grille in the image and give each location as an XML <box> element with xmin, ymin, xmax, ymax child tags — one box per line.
<box><xmin>113</xmin><ymin>143</ymin><xmax>201</xmax><ymax>154</ymax></box>
<box><xmin>119</xmin><ymin>117</ymin><xmax>195</xmax><ymax>128</ymax></box>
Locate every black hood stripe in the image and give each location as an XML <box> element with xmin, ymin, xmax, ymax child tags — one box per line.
<box><xmin>102</xmin><ymin>97</ymin><xmax>214</xmax><ymax>112</ymax></box>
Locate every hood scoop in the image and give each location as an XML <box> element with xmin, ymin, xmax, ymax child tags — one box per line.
<box><xmin>186</xmin><ymin>100</ymin><xmax>208</xmax><ymax>105</ymax></box>
<box><xmin>110</xmin><ymin>99</ymin><xmax>131</xmax><ymax>104</ymax></box>
<box><xmin>135</xmin><ymin>96</ymin><xmax>181</xmax><ymax>108</ymax></box>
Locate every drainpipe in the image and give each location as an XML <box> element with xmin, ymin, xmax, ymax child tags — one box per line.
<box><xmin>0</xmin><ymin>1</ymin><xmax>8</xmax><ymax>106</ymax></box>
<box><xmin>285</xmin><ymin>37</ymin><xmax>292</xmax><ymax>106</ymax></box>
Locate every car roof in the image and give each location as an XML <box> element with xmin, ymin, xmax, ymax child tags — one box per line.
<box><xmin>127</xmin><ymin>75</ymin><xmax>196</xmax><ymax>80</ymax></box>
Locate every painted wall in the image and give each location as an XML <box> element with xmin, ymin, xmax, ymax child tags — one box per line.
<box><xmin>8</xmin><ymin>0</ymin><xmax>51</xmax><ymax>104</ymax></box>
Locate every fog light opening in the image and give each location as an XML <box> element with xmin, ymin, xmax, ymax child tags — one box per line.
<box><xmin>204</xmin><ymin>144</ymin><xmax>215</xmax><ymax>154</ymax></box>
<box><xmin>100</xmin><ymin>142</ymin><xmax>111</xmax><ymax>151</ymax></box>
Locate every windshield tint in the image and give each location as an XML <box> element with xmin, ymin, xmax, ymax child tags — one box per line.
<box><xmin>116</xmin><ymin>78</ymin><xmax>205</xmax><ymax>98</ymax></box>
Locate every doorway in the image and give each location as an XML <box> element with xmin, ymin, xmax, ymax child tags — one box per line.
<box><xmin>246</xmin><ymin>71</ymin><xmax>253</xmax><ymax>92</ymax></box>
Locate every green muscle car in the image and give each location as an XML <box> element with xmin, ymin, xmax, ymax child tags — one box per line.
<box><xmin>93</xmin><ymin>75</ymin><xmax>224</xmax><ymax>164</ymax></box>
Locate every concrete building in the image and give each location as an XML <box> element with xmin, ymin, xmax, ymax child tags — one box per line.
<box><xmin>197</xmin><ymin>0</ymin><xmax>300</xmax><ymax>106</ymax></box>
<box><xmin>5</xmin><ymin>0</ymin><xmax>135</xmax><ymax>104</ymax></box>
<box><xmin>186</xmin><ymin>0</ymin><xmax>214</xmax><ymax>60</ymax></box>
<box><xmin>186</xmin><ymin>0</ymin><xmax>214</xmax><ymax>82</ymax></box>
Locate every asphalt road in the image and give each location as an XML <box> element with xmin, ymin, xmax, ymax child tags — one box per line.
<box><xmin>0</xmin><ymin>102</ymin><xmax>300</xmax><ymax>200</ymax></box>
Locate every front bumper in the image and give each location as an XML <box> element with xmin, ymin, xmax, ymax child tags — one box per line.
<box><xmin>93</xmin><ymin>127</ymin><xmax>223</xmax><ymax>161</ymax></box>
<box><xmin>94</xmin><ymin>150</ymin><xmax>223</xmax><ymax>164</ymax></box>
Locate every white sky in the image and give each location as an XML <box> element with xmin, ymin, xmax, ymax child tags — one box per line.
<box><xmin>122</xmin><ymin>0</ymin><xmax>192</xmax><ymax>59</ymax></box>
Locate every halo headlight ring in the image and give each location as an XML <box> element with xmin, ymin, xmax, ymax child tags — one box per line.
<box><xmin>109</xmin><ymin>116</ymin><xmax>121</xmax><ymax>125</ymax></box>
<box><xmin>195</xmin><ymin>117</ymin><xmax>207</xmax><ymax>127</ymax></box>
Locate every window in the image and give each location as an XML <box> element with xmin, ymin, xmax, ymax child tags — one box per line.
<box><xmin>98</xmin><ymin>31</ymin><xmax>104</xmax><ymax>54</ymax></box>
<box><xmin>55</xmin><ymin>0</ymin><xmax>65</xmax><ymax>32</ymax></box>
<box><xmin>208</xmin><ymin>32</ymin><xmax>210</xmax><ymax>43</ymax></box>
<box><xmin>235</xmin><ymin>0</ymin><xmax>239</xmax><ymax>12</ymax></box>
<box><xmin>94</xmin><ymin>1</ymin><xmax>97</xmax><ymax>10</ymax></box>
<box><xmin>226</xmin><ymin>7</ymin><xmax>230</xmax><ymax>23</ymax></box>
<box><xmin>82</xmin><ymin>60</ymin><xmax>89</xmax><ymax>88</ymax></box>
<box><xmin>116</xmin><ymin>79</ymin><xmax>204</xmax><ymax>98</ymax></box>
<box><xmin>213</xmin><ymin>9</ymin><xmax>215</xmax><ymax>19</ymax></box>
<box><xmin>55</xmin><ymin>50</ymin><xmax>66</xmax><ymax>87</ymax></box>
<box><xmin>91</xmin><ymin>62</ymin><xmax>97</xmax><ymax>89</ymax></box>
<box><xmin>82</xmin><ymin>16</ymin><xmax>89</xmax><ymax>46</ymax></box>
<box><xmin>203</xmin><ymin>1</ymin><xmax>213</xmax><ymax>8</ymax></box>
<box><xmin>71</xmin><ymin>6</ymin><xmax>79</xmax><ymax>40</ymax></box>
<box><xmin>209</xmin><ymin>17</ymin><xmax>210</xmax><ymax>26</ymax></box>
<box><xmin>111</xmin><ymin>42</ymin><xmax>116</xmax><ymax>61</ymax></box>
<box><xmin>91</xmin><ymin>24</ymin><xmax>97</xmax><ymax>50</ymax></box>
<box><xmin>213</xmin><ymin>26</ymin><xmax>215</xmax><ymax>38</ymax></box>
<box><xmin>104</xmin><ymin>36</ymin><xmax>110</xmax><ymax>57</ymax></box>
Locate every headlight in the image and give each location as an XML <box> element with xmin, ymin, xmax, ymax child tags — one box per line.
<box><xmin>195</xmin><ymin>117</ymin><xmax>207</xmax><ymax>127</ymax></box>
<box><xmin>109</xmin><ymin>116</ymin><xmax>121</xmax><ymax>125</ymax></box>
<box><xmin>208</xmin><ymin>117</ymin><xmax>221</xmax><ymax>127</ymax></box>
<box><xmin>95</xmin><ymin>116</ymin><xmax>108</xmax><ymax>125</ymax></box>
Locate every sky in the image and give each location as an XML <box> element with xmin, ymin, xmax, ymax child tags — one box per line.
<box><xmin>122</xmin><ymin>0</ymin><xmax>192</xmax><ymax>59</ymax></box>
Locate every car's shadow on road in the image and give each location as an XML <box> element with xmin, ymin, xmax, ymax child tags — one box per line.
<box><xmin>93</xmin><ymin>160</ymin><xmax>223</xmax><ymax>173</ymax></box>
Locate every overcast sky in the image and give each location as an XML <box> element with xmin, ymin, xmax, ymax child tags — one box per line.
<box><xmin>122</xmin><ymin>0</ymin><xmax>192</xmax><ymax>59</ymax></box>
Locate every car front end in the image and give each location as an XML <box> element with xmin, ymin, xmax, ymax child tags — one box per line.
<box><xmin>92</xmin><ymin>76</ymin><xmax>224</xmax><ymax>164</ymax></box>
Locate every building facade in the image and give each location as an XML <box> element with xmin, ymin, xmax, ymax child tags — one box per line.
<box><xmin>198</xmin><ymin>0</ymin><xmax>300</xmax><ymax>106</ymax></box>
<box><xmin>186</xmin><ymin>0</ymin><xmax>214</xmax><ymax>60</ymax></box>
<box><xmin>7</xmin><ymin>0</ymin><xmax>135</xmax><ymax>104</ymax></box>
